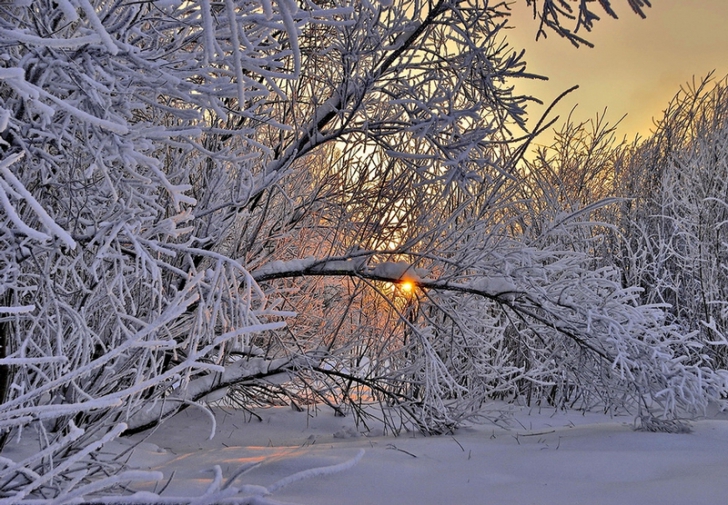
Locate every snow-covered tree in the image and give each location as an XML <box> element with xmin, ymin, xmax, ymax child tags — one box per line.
<box><xmin>613</xmin><ymin>74</ymin><xmax>728</xmax><ymax>369</ymax></box>
<box><xmin>0</xmin><ymin>0</ymin><xmax>322</xmax><ymax>499</ymax></box>
<box><xmin>1</xmin><ymin>0</ymin><xmax>725</xmax><ymax>502</ymax></box>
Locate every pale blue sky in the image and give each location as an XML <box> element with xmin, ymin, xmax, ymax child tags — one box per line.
<box><xmin>508</xmin><ymin>0</ymin><xmax>728</xmax><ymax>143</ymax></box>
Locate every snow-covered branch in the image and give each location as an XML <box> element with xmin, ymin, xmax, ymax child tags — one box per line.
<box><xmin>1</xmin><ymin>0</ymin><xmax>723</xmax><ymax>503</ymax></box>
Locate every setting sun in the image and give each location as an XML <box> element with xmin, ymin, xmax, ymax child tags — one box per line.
<box><xmin>400</xmin><ymin>280</ymin><xmax>415</xmax><ymax>294</ymax></box>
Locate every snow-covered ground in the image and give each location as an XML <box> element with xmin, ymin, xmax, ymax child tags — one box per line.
<box><xmin>30</xmin><ymin>403</ymin><xmax>726</xmax><ymax>504</ymax></box>
<box><xmin>3</xmin><ymin>403</ymin><xmax>728</xmax><ymax>504</ymax></box>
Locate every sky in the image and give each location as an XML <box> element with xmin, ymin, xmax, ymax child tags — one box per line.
<box><xmin>506</xmin><ymin>0</ymin><xmax>728</xmax><ymax>145</ymax></box>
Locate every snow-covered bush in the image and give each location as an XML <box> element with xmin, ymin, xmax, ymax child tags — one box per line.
<box><xmin>516</xmin><ymin>91</ymin><xmax>728</xmax><ymax>421</ymax></box>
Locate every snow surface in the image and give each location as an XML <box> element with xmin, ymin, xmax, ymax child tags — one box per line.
<box><xmin>6</xmin><ymin>404</ymin><xmax>725</xmax><ymax>504</ymax></box>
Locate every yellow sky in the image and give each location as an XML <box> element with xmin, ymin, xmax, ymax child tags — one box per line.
<box><xmin>507</xmin><ymin>0</ymin><xmax>728</xmax><ymax>144</ymax></box>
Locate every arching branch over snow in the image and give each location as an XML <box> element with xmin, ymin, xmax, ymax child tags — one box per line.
<box><xmin>0</xmin><ymin>0</ymin><xmax>723</xmax><ymax>502</ymax></box>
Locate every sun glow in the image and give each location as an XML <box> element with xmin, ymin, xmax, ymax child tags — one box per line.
<box><xmin>399</xmin><ymin>280</ymin><xmax>415</xmax><ymax>294</ymax></box>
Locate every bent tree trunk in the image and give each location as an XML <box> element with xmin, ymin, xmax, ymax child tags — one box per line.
<box><xmin>0</xmin><ymin>293</ymin><xmax>13</xmax><ymax>449</ymax></box>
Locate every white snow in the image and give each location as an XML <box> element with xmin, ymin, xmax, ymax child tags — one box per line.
<box><xmin>470</xmin><ymin>275</ymin><xmax>518</xmax><ymax>295</ymax></box>
<box><xmin>5</xmin><ymin>404</ymin><xmax>724</xmax><ymax>504</ymax></box>
<box><xmin>253</xmin><ymin>257</ymin><xmax>318</xmax><ymax>279</ymax></box>
<box><xmin>0</xmin><ymin>28</ymin><xmax>101</xmax><ymax>49</ymax></box>
<box><xmin>372</xmin><ymin>261</ymin><xmax>421</xmax><ymax>281</ymax></box>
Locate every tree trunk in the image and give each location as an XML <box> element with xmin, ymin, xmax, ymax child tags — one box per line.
<box><xmin>0</xmin><ymin>292</ymin><xmax>13</xmax><ymax>449</ymax></box>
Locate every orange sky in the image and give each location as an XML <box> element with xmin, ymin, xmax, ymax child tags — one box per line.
<box><xmin>507</xmin><ymin>0</ymin><xmax>728</xmax><ymax>144</ymax></box>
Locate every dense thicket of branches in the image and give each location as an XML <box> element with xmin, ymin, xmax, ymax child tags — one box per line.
<box><xmin>613</xmin><ymin>75</ymin><xmax>728</xmax><ymax>368</ymax></box>
<box><xmin>522</xmin><ymin>75</ymin><xmax>728</xmax><ymax>416</ymax></box>
<box><xmin>0</xmin><ymin>0</ymin><xmax>726</xmax><ymax>502</ymax></box>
